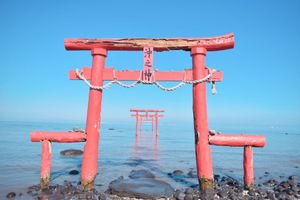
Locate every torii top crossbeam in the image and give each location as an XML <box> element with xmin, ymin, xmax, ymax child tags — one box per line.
<box><xmin>64</xmin><ymin>33</ymin><xmax>234</xmax><ymax>51</ymax></box>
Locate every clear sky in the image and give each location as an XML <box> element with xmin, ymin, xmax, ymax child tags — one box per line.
<box><xmin>0</xmin><ymin>0</ymin><xmax>299</xmax><ymax>132</ymax></box>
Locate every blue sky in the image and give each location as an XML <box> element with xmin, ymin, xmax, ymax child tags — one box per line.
<box><xmin>0</xmin><ymin>0</ymin><xmax>299</xmax><ymax>131</ymax></box>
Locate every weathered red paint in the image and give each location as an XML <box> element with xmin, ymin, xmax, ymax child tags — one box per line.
<box><xmin>40</xmin><ymin>140</ymin><xmax>51</xmax><ymax>189</ymax></box>
<box><xmin>81</xmin><ymin>48</ymin><xmax>107</xmax><ymax>190</ymax></box>
<box><xmin>244</xmin><ymin>146</ymin><xmax>254</xmax><ymax>188</ymax></box>
<box><xmin>191</xmin><ymin>47</ymin><xmax>214</xmax><ymax>191</ymax></box>
<box><xmin>64</xmin><ymin>33</ymin><xmax>234</xmax><ymax>51</ymax></box>
<box><xmin>30</xmin><ymin>131</ymin><xmax>86</xmax><ymax>142</ymax></box>
<box><xmin>69</xmin><ymin>67</ymin><xmax>223</xmax><ymax>82</ymax></box>
<box><xmin>209</xmin><ymin>134</ymin><xmax>266</xmax><ymax>147</ymax></box>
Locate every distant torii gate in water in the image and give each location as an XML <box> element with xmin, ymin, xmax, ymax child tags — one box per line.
<box><xmin>130</xmin><ymin>109</ymin><xmax>164</xmax><ymax>136</ymax></box>
<box><xmin>30</xmin><ymin>33</ymin><xmax>266</xmax><ymax>195</ymax></box>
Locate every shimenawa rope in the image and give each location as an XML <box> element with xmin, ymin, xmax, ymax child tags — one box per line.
<box><xmin>75</xmin><ymin>68</ymin><xmax>217</xmax><ymax>94</ymax></box>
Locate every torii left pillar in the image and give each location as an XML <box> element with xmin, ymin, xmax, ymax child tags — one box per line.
<box><xmin>191</xmin><ymin>47</ymin><xmax>214</xmax><ymax>196</ymax></box>
<box><xmin>81</xmin><ymin>48</ymin><xmax>107</xmax><ymax>190</ymax></box>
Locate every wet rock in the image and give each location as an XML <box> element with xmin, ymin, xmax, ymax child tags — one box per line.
<box><xmin>276</xmin><ymin>186</ymin><xmax>285</xmax><ymax>192</ymax></box>
<box><xmin>187</xmin><ymin>170</ymin><xmax>197</xmax><ymax>178</ymax></box>
<box><xmin>76</xmin><ymin>184</ymin><xmax>84</xmax><ymax>191</ymax></box>
<box><xmin>248</xmin><ymin>189</ymin><xmax>255</xmax><ymax>196</ymax></box>
<box><xmin>185</xmin><ymin>188</ymin><xmax>194</xmax><ymax>195</ymax></box>
<box><xmin>276</xmin><ymin>192</ymin><xmax>289</xmax><ymax>199</ymax></box>
<box><xmin>285</xmin><ymin>188</ymin><xmax>295</xmax><ymax>195</ymax></box>
<box><xmin>172</xmin><ymin>170</ymin><xmax>184</xmax><ymax>176</ymax></box>
<box><xmin>72</xmin><ymin>128</ymin><xmax>85</xmax><ymax>133</ymax></box>
<box><xmin>281</xmin><ymin>181</ymin><xmax>290</xmax><ymax>189</ymax></box>
<box><xmin>263</xmin><ymin>179</ymin><xmax>278</xmax><ymax>187</ymax></box>
<box><xmin>217</xmin><ymin>189</ymin><xmax>228</xmax><ymax>198</ymax></box>
<box><xmin>214</xmin><ymin>174</ymin><xmax>220</xmax><ymax>181</ymax></box>
<box><xmin>69</xmin><ymin>169</ymin><xmax>79</xmax><ymax>175</ymax></box>
<box><xmin>6</xmin><ymin>192</ymin><xmax>16</xmax><ymax>198</ymax></box>
<box><xmin>99</xmin><ymin>193</ymin><xmax>111</xmax><ymax>200</ymax></box>
<box><xmin>289</xmin><ymin>175</ymin><xmax>296</xmax><ymax>180</ymax></box>
<box><xmin>267</xmin><ymin>191</ymin><xmax>276</xmax><ymax>200</ymax></box>
<box><xmin>37</xmin><ymin>194</ymin><xmax>50</xmax><ymax>200</ymax></box>
<box><xmin>184</xmin><ymin>193</ymin><xmax>193</xmax><ymax>200</ymax></box>
<box><xmin>200</xmin><ymin>189</ymin><xmax>215</xmax><ymax>200</ymax></box>
<box><xmin>60</xmin><ymin>149</ymin><xmax>83</xmax><ymax>157</ymax></box>
<box><xmin>174</xmin><ymin>190</ymin><xmax>185</xmax><ymax>200</ymax></box>
<box><xmin>128</xmin><ymin>169</ymin><xmax>155</xmax><ymax>179</ymax></box>
<box><xmin>108</xmin><ymin>178</ymin><xmax>174</xmax><ymax>198</ymax></box>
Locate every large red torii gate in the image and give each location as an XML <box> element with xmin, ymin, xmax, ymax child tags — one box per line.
<box><xmin>30</xmin><ymin>33</ymin><xmax>266</xmax><ymax>196</ymax></box>
<box><xmin>130</xmin><ymin>109</ymin><xmax>164</xmax><ymax>136</ymax></box>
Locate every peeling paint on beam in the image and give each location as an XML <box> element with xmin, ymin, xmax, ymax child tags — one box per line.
<box><xmin>64</xmin><ymin>33</ymin><xmax>234</xmax><ymax>51</ymax></box>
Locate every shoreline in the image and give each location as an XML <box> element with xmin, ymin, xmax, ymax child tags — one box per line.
<box><xmin>6</xmin><ymin>172</ymin><xmax>300</xmax><ymax>200</ymax></box>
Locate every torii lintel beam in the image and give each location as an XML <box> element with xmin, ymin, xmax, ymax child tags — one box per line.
<box><xmin>64</xmin><ymin>33</ymin><xmax>234</xmax><ymax>51</ymax></box>
<box><xmin>69</xmin><ymin>67</ymin><xmax>222</xmax><ymax>82</ymax></box>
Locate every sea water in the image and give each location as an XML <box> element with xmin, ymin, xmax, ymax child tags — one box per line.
<box><xmin>0</xmin><ymin>121</ymin><xmax>299</xmax><ymax>199</ymax></box>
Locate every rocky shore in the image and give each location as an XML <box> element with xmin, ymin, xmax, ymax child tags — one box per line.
<box><xmin>7</xmin><ymin>169</ymin><xmax>300</xmax><ymax>200</ymax></box>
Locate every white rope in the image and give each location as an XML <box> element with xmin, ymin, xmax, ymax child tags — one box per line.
<box><xmin>75</xmin><ymin>68</ymin><xmax>217</xmax><ymax>93</ymax></box>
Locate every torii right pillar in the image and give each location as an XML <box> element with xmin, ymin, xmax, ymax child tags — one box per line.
<box><xmin>191</xmin><ymin>47</ymin><xmax>214</xmax><ymax>197</ymax></box>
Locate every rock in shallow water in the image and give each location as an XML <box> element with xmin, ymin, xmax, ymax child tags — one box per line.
<box><xmin>69</xmin><ymin>169</ymin><xmax>79</xmax><ymax>175</ymax></box>
<box><xmin>108</xmin><ymin>178</ymin><xmax>174</xmax><ymax>198</ymax></box>
<box><xmin>6</xmin><ymin>192</ymin><xmax>16</xmax><ymax>198</ymax></box>
<box><xmin>60</xmin><ymin>149</ymin><xmax>83</xmax><ymax>157</ymax></box>
<box><xmin>172</xmin><ymin>170</ymin><xmax>184</xmax><ymax>176</ymax></box>
<box><xmin>128</xmin><ymin>169</ymin><xmax>155</xmax><ymax>179</ymax></box>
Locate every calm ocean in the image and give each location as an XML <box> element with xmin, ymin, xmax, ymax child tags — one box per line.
<box><xmin>0</xmin><ymin>121</ymin><xmax>299</xmax><ymax>199</ymax></box>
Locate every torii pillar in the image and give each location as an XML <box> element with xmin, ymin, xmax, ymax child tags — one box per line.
<box><xmin>81</xmin><ymin>48</ymin><xmax>107</xmax><ymax>190</ymax></box>
<box><xmin>191</xmin><ymin>47</ymin><xmax>214</xmax><ymax>195</ymax></box>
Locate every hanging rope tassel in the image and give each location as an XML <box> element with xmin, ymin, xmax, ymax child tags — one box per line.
<box><xmin>211</xmin><ymin>81</ymin><xmax>217</xmax><ymax>95</ymax></box>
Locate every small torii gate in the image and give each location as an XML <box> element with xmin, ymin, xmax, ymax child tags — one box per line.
<box><xmin>30</xmin><ymin>33</ymin><xmax>266</xmax><ymax>195</ymax></box>
<box><xmin>130</xmin><ymin>109</ymin><xmax>164</xmax><ymax>136</ymax></box>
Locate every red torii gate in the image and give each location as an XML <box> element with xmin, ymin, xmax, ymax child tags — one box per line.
<box><xmin>30</xmin><ymin>33</ymin><xmax>266</xmax><ymax>195</ymax></box>
<box><xmin>130</xmin><ymin>109</ymin><xmax>164</xmax><ymax>136</ymax></box>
